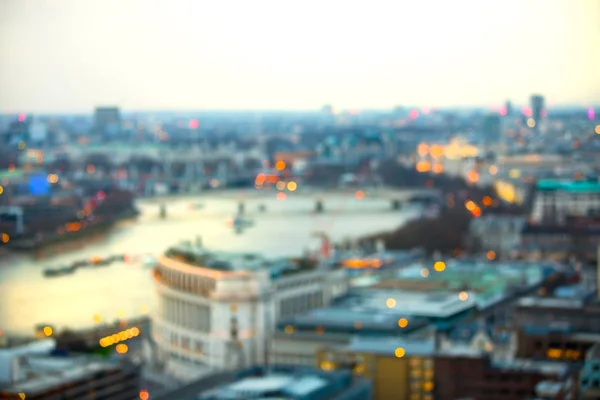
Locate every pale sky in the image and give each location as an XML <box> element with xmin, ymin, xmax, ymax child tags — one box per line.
<box><xmin>0</xmin><ymin>0</ymin><xmax>599</xmax><ymax>113</ymax></box>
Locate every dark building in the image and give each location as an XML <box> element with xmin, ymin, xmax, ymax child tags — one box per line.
<box><xmin>513</xmin><ymin>297</ymin><xmax>600</xmax><ymax>362</ymax></box>
<box><xmin>0</xmin><ymin>339</ymin><xmax>141</xmax><ymax>400</ymax></box>
<box><xmin>482</xmin><ymin>113</ymin><xmax>502</xmax><ymax>143</ymax></box>
<box><xmin>505</xmin><ymin>100</ymin><xmax>513</xmax><ymax>116</ymax></box>
<box><xmin>435</xmin><ymin>353</ymin><xmax>577</xmax><ymax>400</ymax></box>
<box><xmin>93</xmin><ymin>107</ymin><xmax>122</xmax><ymax>140</ymax></box>
<box><xmin>531</xmin><ymin>94</ymin><xmax>545</xmax><ymax>122</ymax></box>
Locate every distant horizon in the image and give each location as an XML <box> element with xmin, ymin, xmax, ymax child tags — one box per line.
<box><xmin>1</xmin><ymin>0</ymin><xmax>599</xmax><ymax>113</ymax></box>
<box><xmin>1</xmin><ymin>102</ymin><xmax>599</xmax><ymax>118</ymax></box>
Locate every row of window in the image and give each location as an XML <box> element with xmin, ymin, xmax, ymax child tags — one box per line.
<box><xmin>274</xmin><ymin>275</ymin><xmax>324</xmax><ymax>291</ymax></box>
<box><xmin>278</xmin><ymin>291</ymin><xmax>324</xmax><ymax>319</ymax></box>
<box><xmin>154</xmin><ymin>325</ymin><xmax>206</xmax><ymax>355</ymax></box>
<box><xmin>155</xmin><ymin>264</ymin><xmax>216</xmax><ymax>295</ymax></box>
<box><xmin>158</xmin><ymin>295</ymin><xmax>211</xmax><ymax>332</ymax></box>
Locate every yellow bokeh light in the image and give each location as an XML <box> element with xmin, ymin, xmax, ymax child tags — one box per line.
<box><xmin>527</xmin><ymin>118</ymin><xmax>536</xmax><ymax>128</ymax></box>
<box><xmin>18</xmin><ymin>392</ymin><xmax>26</xmax><ymax>400</ymax></box>
<box><xmin>509</xmin><ymin>169</ymin><xmax>521</xmax><ymax>179</ymax></box>
<box><xmin>139</xmin><ymin>305</ymin><xmax>149</xmax><ymax>314</ymax></box>
<box><xmin>276</xmin><ymin>181</ymin><xmax>286</xmax><ymax>191</ymax></box>
<box><xmin>595</xmin><ymin>125</ymin><xmax>600</xmax><ymax>134</ymax></box>
<box><xmin>117</xmin><ymin>310</ymin><xmax>126</xmax><ymax>319</ymax></box>
<box><xmin>285</xmin><ymin>325</ymin><xmax>294</xmax><ymax>334</ymax></box>
<box><xmin>130</xmin><ymin>327</ymin><xmax>140</xmax><ymax>336</ymax></box>
<box><xmin>433</xmin><ymin>261</ymin><xmax>446</xmax><ymax>272</ymax></box>
<box><xmin>465</xmin><ymin>200</ymin><xmax>476</xmax><ymax>211</ymax></box>
<box><xmin>420</xmin><ymin>268</ymin><xmax>430</xmax><ymax>278</ymax></box>
<box><xmin>398</xmin><ymin>318</ymin><xmax>409</xmax><ymax>328</ymax></box>
<box><xmin>488</xmin><ymin>165</ymin><xmax>498</xmax><ymax>175</ymax></box>
<box><xmin>386</xmin><ymin>298</ymin><xmax>396</xmax><ymax>308</ymax></box>
<box><xmin>275</xmin><ymin>160</ymin><xmax>286</xmax><ymax>171</ymax></box>
<box><xmin>93</xmin><ymin>314</ymin><xmax>102</xmax><ymax>323</ymax></box>
<box><xmin>43</xmin><ymin>326</ymin><xmax>53</xmax><ymax>336</ymax></box>
<box><xmin>395</xmin><ymin>347</ymin><xmax>406</xmax><ymax>358</ymax></box>
<box><xmin>459</xmin><ymin>291</ymin><xmax>469</xmax><ymax>301</ymax></box>
<box><xmin>287</xmin><ymin>181</ymin><xmax>297</xmax><ymax>192</ymax></box>
<box><xmin>0</xmin><ymin>185</ymin><xmax>3</xmax><ymax>195</ymax></box>
<box><xmin>116</xmin><ymin>343</ymin><xmax>128</xmax><ymax>354</ymax></box>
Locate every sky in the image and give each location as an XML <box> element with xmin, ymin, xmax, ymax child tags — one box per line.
<box><xmin>0</xmin><ymin>0</ymin><xmax>599</xmax><ymax>113</ymax></box>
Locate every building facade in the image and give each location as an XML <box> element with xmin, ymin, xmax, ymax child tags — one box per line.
<box><xmin>151</xmin><ymin>240</ymin><xmax>348</xmax><ymax>381</ymax></box>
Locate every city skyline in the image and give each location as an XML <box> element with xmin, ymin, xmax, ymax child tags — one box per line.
<box><xmin>1</xmin><ymin>0</ymin><xmax>600</xmax><ymax>113</ymax></box>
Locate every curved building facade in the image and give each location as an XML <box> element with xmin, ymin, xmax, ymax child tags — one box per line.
<box><xmin>151</xmin><ymin>240</ymin><xmax>348</xmax><ymax>382</ymax></box>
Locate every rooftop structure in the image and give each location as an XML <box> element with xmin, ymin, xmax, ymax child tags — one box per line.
<box><xmin>0</xmin><ymin>340</ymin><xmax>140</xmax><ymax>400</ymax></box>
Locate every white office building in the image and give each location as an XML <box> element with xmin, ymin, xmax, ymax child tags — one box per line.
<box><xmin>151</xmin><ymin>239</ymin><xmax>348</xmax><ymax>382</ymax></box>
<box><xmin>530</xmin><ymin>179</ymin><xmax>600</xmax><ymax>224</ymax></box>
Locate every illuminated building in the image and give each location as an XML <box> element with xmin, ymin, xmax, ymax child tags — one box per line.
<box><xmin>580</xmin><ymin>343</ymin><xmax>600</xmax><ymax>399</ymax></box>
<box><xmin>151</xmin><ymin>240</ymin><xmax>348</xmax><ymax>382</ymax></box>
<box><xmin>317</xmin><ymin>337</ymin><xmax>435</xmax><ymax>400</ymax></box>
<box><xmin>0</xmin><ymin>339</ymin><xmax>141</xmax><ymax>400</ymax></box>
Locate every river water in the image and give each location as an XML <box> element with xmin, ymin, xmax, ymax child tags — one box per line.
<box><xmin>0</xmin><ymin>191</ymin><xmax>418</xmax><ymax>336</ymax></box>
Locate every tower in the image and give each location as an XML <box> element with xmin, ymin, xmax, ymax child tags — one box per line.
<box><xmin>530</xmin><ymin>95</ymin><xmax>545</xmax><ymax>123</ymax></box>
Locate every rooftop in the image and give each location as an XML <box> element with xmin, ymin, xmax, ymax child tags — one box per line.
<box><xmin>334</xmin><ymin>290</ymin><xmax>475</xmax><ymax>319</ymax></box>
<box><xmin>154</xmin><ymin>365</ymin><xmax>371</xmax><ymax>400</ymax></box>
<box><xmin>339</xmin><ymin>336</ymin><xmax>436</xmax><ymax>357</ymax></box>
<box><xmin>537</xmin><ymin>178</ymin><xmax>600</xmax><ymax>192</ymax></box>
<box><xmin>517</xmin><ymin>296</ymin><xmax>585</xmax><ymax>309</ymax></box>
<box><xmin>493</xmin><ymin>359</ymin><xmax>571</xmax><ymax>377</ymax></box>
<box><xmin>164</xmin><ymin>241</ymin><xmax>321</xmax><ymax>278</ymax></box>
<box><xmin>277</xmin><ymin>305</ymin><xmax>430</xmax><ymax>335</ymax></box>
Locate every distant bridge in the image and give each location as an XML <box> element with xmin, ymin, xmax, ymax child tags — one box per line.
<box><xmin>142</xmin><ymin>187</ymin><xmax>442</xmax><ymax>215</ymax></box>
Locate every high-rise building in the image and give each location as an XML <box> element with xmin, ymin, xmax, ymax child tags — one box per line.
<box><xmin>530</xmin><ymin>95</ymin><xmax>545</xmax><ymax>122</ymax></box>
<box><xmin>505</xmin><ymin>100</ymin><xmax>513</xmax><ymax>116</ymax></box>
<box><xmin>93</xmin><ymin>106</ymin><xmax>121</xmax><ymax>139</ymax></box>
<box><xmin>482</xmin><ymin>113</ymin><xmax>502</xmax><ymax>144</ymax></box>
<box><xmin>151</xmin><ymin>239</ymin><xmax>348</xmax><ymax>382</ymax></box>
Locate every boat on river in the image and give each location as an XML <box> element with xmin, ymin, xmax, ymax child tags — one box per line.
<box><xmin>43</xmin><ymin>265</ymin><xmax>77</xmax><ymax>278</ymax></box>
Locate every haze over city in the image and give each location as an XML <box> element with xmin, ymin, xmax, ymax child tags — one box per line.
<box><xmin>1</xmin><ymin>0</ymin><xmax>600</xmax><ymax>113</ymax></box>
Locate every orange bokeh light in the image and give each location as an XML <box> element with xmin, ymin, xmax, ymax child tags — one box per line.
<box><xmin>355</xmin><ymin>190</ymin><xmax>365</xmax><ymax>200</ymax></box>
<box><xmin>416</xmin><ymin>161</ymin><xmax>431</xmax><ymax>173</ymax></box>
<box><xmin>276</xmin><ymin>192</ymin><xmax>286</xmax><ymax>201</ymax></box>
<box><xmin>275</xmin><ymin>160</ymin><xmax>286</xmax><ymax>171</ymax></box>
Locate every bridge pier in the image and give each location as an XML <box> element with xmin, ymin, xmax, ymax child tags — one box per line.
<box><xmin>391</xmin><ymin>199</ymin><xmax>401</xmax><ymax>210</ymax></box>
<box><xmin>315</xmin><ymin>200</ymin><xmax>324</xmax><ymax>213</ymax></box>
<box><xmin>238</xmin><ymin>202</ymin><xmax>245</xmax><ymax>215</ymax></box>
<box><xmin>159</xmin><ymin>204</ymin><xmax>167</xmax><ymax>219</ymax></box>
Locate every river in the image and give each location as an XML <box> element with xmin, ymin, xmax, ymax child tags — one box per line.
<box><xmin>0</xmin><ymin>190</ymin><xmax>418</xmax><ymax>336</ymax></box>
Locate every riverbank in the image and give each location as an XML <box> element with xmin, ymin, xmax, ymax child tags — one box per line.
<box><xmin>7</xmin><ymin>209</ymin><xmax>140</xmax><ymax>252</ymax></box>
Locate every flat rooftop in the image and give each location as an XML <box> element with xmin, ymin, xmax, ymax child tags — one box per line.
<box><xmin>1</xmin><ymin>354</ymin><xmax>126</xmax><ymax>395</ymax></box>
<box><xmin>165</xmin><ymin>242</ymin><xmax>321</xmax><ymax>277</ymax></box>
<box><xmin>517</xmin><ymin>296</ymin><xmax>585</xmax><ymax>309</ymax></box>
<box><xmin>536</xmin><ymin>179</ymin><xmax>600</xmax><ymax>193</ymax></box>
<box><xmin>154</xmin><ymin>365</ymin><xmax>370</xmax><ymax>400</ymax></box>
<box><xmin>335</xmin><ymin>336</ymin><xmax>436</xmax><ymax>357</ymax></box>
<box><xmin>277</xmin><ymin>305</ymin><xmax>430</xmax><ymax>335</ymax></box>
<box><xmin>334</xmin><ymin>290</ymin><xmax>475</xmax><ymax>319</ymax></box>
<box><xmin>493</xmin><ymin>359</ymin><xmax>571</xmax><ymax>377</ymax></box>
